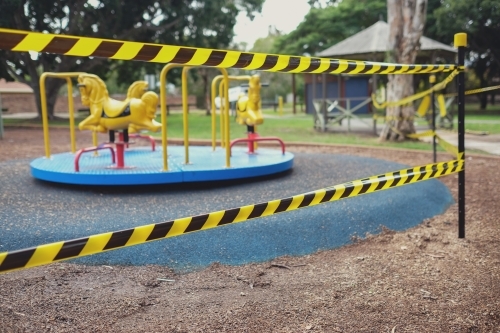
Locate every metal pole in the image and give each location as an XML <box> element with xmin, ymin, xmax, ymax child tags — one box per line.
<box><xmin>322</xmin><ymin>73</ymin><xmax>327</xmax><ymax>132</ymax></box>
<box><xmin>292</xmin><ymin>73</ymin><xmax>296</xmax><ymax>114</ymax></box>
<box><xmin>347</xmin><ymin>99</ymin><xmax>351</xmax><ymax>132</ymax></box>
<box><xmin>312</xmin><ymin>74</ymin><xmax>316</xmax><ymax>126</ymax></box>
<box><xmin>372</xmin><ymin>74</ymin><xmax>378</xmax><ymax>135</ymax></box>
<box><xmin>430</xmin><ymin>75</ymin><xmax>437</xmax><ymax>163</ymax></box>
<box><xmin>455</xmin><ymin>33</ymin><xmax>467</xmax><ymax>239</ymax></box>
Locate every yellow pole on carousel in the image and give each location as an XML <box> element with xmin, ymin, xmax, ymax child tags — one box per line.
<box><xmin>210</xmin><ymin>71</ymin><xmax>232</xmax><ymax>151</ymax></box>
<box><xmin>40</xmin><ymin>72</ymin><xmax>86</xmax><ymax>158</ymax></box>
<box><xmin>40</xmin><ymin>73</ymin><xmax>51</xmax><ymax>158</ymax></box>
<box><xmin>182</xmin><ymin>67</ymin><xmax>191</xmax><ymax>164</ymax></box>
<box><xmin>160</xmin><ymin>63</ymin><xmax>187</xmax><ymax>171</ymax></box>
<box><xmin>218</xmin><ymin>79</ymin><xmax>226</xmax><ymax>148</ymax></box>
<box><xmin>210</xmin><ymin>78</ymin><xmax>218</xmax><ymax>151</ymax></box>
<box><xmin>92</xmin><ymin>131</ymin><xmax>98</xmax><ymax>155</ymax></box>
<box><xmin>211</xmin><ymin>75</ymin><xmax>251</xmax><ymax>150</ymax></box>
<box><xmin>65</xmin><ymin>78</ymin><xmax>76</xmax><ymax>153</ymax></box>
<box><xmin>222</xmin><ymin>73</ymin><xmax>230</xmax><ymax>168</ymax></box>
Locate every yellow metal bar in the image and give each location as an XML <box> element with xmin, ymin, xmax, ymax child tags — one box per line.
<box><xmin>211</xmin><ymin>77</ymin><xmax>218</xmax><ymax>151</ymax></box>
<box><xmin>279</xmin><ymin>96</ymin><xmax>283</xmax><ymax>116</ymax></box>
<box><xmin>66</xmin><ymin>78</ymin><xmax>76</xmax><ymax>153</ymax></box>
<box><xmin>92</xmin><ymin>131</ymin><xmax>98</xmax><ymax>156</ymax></box>
<box><xmin>222</xmin><ymin>73</ymin><xmax>230</xmax><ymax>168</ymax></box>
<box><xmin>160</xmin><ymin>65</ymin><xmax>169</xmax><ymax>170</ymax></box>
<box><xmin>39</xmin><ymin>72</ymin><xmax>86</xmax><ymax>158</ymax></box>
<box><xmin>218</xmin><ymin>79</ymin><xmax>226</xmax><ymax>148</ymax></box>
<box><xmin>159</xmin><ymin>64</ymin><xmax>187</xmax><ymax>171</ymax></box>
<box><xmin>182</xmin><ymin>67</ymin><xmax>190</xmax><ymax>164</ymax></box>
<box><xmin>211</xmin><ymin>75</ymin><xmax>252</xmax><ymax>149</ymax></box>
<box><xmin>40</xmin><ymin>73</ymin><xmax>50</xmax><ymax>158</ymax></box>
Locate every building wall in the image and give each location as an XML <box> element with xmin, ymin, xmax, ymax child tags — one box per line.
<box><xmin>305</xmin><ymin>75</ymin><xmax>370</xmax><ymax>114</ymax></box>
<box><xmin>0</xmin><ymin>93</ymin><xmax>196</xmax><ymax>114</ymax></box>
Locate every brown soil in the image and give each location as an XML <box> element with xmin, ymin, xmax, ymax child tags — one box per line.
<box><xmin>0</xmin><ymin>127</ymin><xmax>499</xmax><ymax>332</ymax></box>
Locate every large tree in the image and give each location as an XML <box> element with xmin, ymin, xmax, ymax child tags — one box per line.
<box><xmin>0</xmin><ymin>0</ymin><xmax>263</xmax><ymax>119</ymax></box>
<box><xmin>426</xmin><ymin>0</ymin><xmax>500</xmax><ymax>109</ymax></box>
<box><xmin>379</xmin><ymin>0</ymin><xmax>428</xmax><ymax>141</ymax></box>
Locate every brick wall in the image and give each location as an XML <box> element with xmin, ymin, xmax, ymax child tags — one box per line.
<box><xmin>1</xmin><ymin>93</ymin><xmax>37</xmax><ymax>113</ymax></box>
<box><xmin>1</xmin><ymin>93</ymin><xmax>197</xmax><ymax>114</ymax></box>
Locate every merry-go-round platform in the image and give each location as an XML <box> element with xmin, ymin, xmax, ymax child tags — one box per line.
<box><xmin>30</xmin><ymin>144</ymin><xmax>294</xmax><ymax>186</ymax></box>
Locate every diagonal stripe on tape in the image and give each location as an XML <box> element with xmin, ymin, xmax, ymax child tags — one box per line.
<box><xmin>0</xmin><ymin>159</ymin><xmax>464</xmax><ymax>274</ymax></box>
<box><xmin>0</xmin><ymin>28</ymin><xmax>460</xmax><ymax>75</ymax></box>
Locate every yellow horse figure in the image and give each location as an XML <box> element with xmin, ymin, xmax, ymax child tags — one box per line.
<box><xmin>77</xmin><ymin>74</ymin><xmax>161</xmax><ymax>134</ymax></box>
<box><xmin>126</xmin><ymin>80</ymin><xmax>149</xmax><ymax>100</ymax></box>
<box><xmin>236</xmin><ymin>74</ymin><xmax>264</xmax><ymax>127</ymax></box>
<box><xmin>124</xmin><ymin>80</ymin><xmax>161</xmax><ymax>133</ymax></box>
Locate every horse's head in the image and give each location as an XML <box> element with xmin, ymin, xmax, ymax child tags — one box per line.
<box><xmin>77</xmin><ymin>74</ymin><xmax>108</xmax><ymax>106</ymax></box>
<box><xmin>127</xmin><ymin>81</ymin><xmax>149</xmax><ymax>99</ymax></box>
<box><xmin>141</xmin><ymin>91</ymin><xmax>159</xmax><ymax>119</ymax></box>
<box><xmin>248</xmin><ymin>74</ymin><xmax>261</xmax><ymax>105</ymax></box>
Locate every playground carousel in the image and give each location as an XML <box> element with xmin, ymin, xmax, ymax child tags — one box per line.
<box><xmin>30</xmin><ymin>68</ymin><xmax>294</xmax><ymax>186</ymax></box>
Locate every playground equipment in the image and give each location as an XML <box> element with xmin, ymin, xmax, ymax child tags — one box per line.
<box><xmin>77</xmin><ymin>74</ymin><xmax>161</xmax><ymax>134</ymax></box>
<box><xmin>0</xmin><ymin>28</ymin><xmax>470</xmax><ymax>276</ymax></box>
<box><xmin>74</xmin><ymin>73</ymin><xmax>161</xmax><ymax>170</ymax></box>
<box><xmin>211</xmin><ymin>74</ymin><xmax>287</xmax><ymax>156</ymax></box>
<box><xmin>29</xmin><ymin>68</ymin><xmax>294</xmax><ymax>185</ymax></box>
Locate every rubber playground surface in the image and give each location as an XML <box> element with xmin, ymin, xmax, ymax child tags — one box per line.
<box><xmin>0</xmin><ymin>151</ymin><xmax>454</xmax><ymax>272</ymax></box>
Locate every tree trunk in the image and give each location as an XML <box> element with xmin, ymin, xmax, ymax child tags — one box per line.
<box><xmin>31</xmin><ymin>78</ymin><xmax>66</xmax><ymax>120</ymax></box>
<box><xmin>380</xmin><ymin>0</ymin><xmax>427</xmax><ymax>141</ymax></box>
<box><xmin>479</xmin><ymin>93</ymin><xmax>488</xmax><ymax>110</ymax></box>
<box><xmin>478</xmin><ymin>77</ymin><xmax>488</xmax><ymax>110</ymax></box>
<box><xmin>200</xmin><ymin>69</ymin><xmax>210</xmax><ymax>116</ymax></box>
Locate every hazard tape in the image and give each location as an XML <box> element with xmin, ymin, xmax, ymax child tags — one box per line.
<box><xmin>0</xmin><ymin>159</ymin><xmax>463</xmax><ymax>274</ymax></box>
<box><xmin>0</xmin><ymin>28</ymin><xmax>461</xmax><ymax>75</ymax></box>
<box><xmin>444</xmin><ymin>85</ymin><xmax>500</xmax><ymax>97</ymax></box>
<box><xmin>403</xmin><ymin>130</ymin><xmax>461</xmax><ymax>159</ymax></box>
<box><xmin>372</xmin><ymin>70</ymin><xmax>459</xmax><ymax>109</ymax></box>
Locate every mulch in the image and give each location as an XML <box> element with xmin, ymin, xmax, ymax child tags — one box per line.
<box><xmin>0</xmin><ymin>127</ymin><xmax>499</xmax><ymax>332</ymax></box>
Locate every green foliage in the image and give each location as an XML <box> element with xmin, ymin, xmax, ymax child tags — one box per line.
<box><xmin>248</xmin><ymin>29</ymin><xmax>292</xmax><ymax>101</ymax></box>
<box><xmin>426</xmin><ymin>0</ymin><xmax>500</xmax><ymax>108</ymax></box>
<box><xmin>0</xmin><ymin>0</ymin><xmax>264</xmax><ymax>116</ymax></box>
<box><xmin>271</xmin><ymin>0</ymin><xmax>386</xmax><ymax>56</ymax></box>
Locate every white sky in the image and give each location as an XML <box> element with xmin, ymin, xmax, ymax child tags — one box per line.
<box><xmin>86</xmin><ymin>0</ymin><xmax>317</xmax><ymax>49</ymax></box>
<box><xmin>232</xmin><ymin>0</ymin><xmax>314</xmax><ymax>49</ymax></box>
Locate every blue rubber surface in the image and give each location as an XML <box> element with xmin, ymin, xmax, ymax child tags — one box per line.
<box><xmin>30</xmin><ymin>146</ymin><xmax>294</xmax><ymax>185</ymax></box>
<box><xmin>0</xmin><ymin>153</ymin><xmax>454</xmax><ymax>273</ymax></box>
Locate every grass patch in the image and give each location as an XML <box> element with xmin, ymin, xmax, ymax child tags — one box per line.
<box><xmin>3</xmin><ymin>112</ymin><xmax>486</xmax><ymax>155</ymax></box>
<box><xmin>154</xmin><ymin>113</ymin><xmax>443</xmax><ymax>152</ymax></box>
<box><xmin>2</xmin><ymin>116</ymin><xmax>86</xmax><ymax>127</ymax></box>
<box><xmin>464</xmin><ymin>103</ymin><xmax>500</xmax><ymax>113</ymax></box>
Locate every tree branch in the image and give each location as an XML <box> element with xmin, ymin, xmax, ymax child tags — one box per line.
<box><xmin>115</xmin><ymin>17</ymin><xmax>182</xmax><ymax>41</ymax></box>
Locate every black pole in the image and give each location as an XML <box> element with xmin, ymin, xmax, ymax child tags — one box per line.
<box><xmin>109</xmin><ymin>130</ymin><xmax>115</xmax><ymax>143</ymax></box>
<box><xmin>455</xmin><ymin>33</ymin><xmax>467</xmax><ymax>239</ymax></box>
<box><xmin>430</xmin><ymin>75</ymin><xmax>437</xmax><ymax>163</ymax></box>
<box><xmin>322</xmin><ymin>73</ymin><xmax>327</xmax><ymax>132</ymax></box>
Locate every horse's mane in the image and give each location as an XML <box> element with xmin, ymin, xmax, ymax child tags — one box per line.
<box><xmin>78</xmin><ymin>74</ymin><xmax>109</xmax><ymax>103</ymax></box>
<box><xmin>127</xmin><ymin>81</ymin><xmax>148</xmax><ymax>99</ymax></box>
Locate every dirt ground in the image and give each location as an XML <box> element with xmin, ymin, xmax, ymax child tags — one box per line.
<box><xmin>0</xmin><ymin>127</ymin><xmax>499</xmax><ymax>333</ymax></box>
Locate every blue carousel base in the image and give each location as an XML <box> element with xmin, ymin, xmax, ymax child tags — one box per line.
<box><xmin>30</xmin><ymin>145</ymin><xmax>294</xmax><ymax>186</ymax></box>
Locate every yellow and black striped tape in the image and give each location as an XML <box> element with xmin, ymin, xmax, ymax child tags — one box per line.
<box><xmin>443</xmin><ymin>85</ymin><xmax>500</xmax><ymax>97</ymax></box>
<box><xmin>0</xmin><ymin>28</ymin><xmax>460</xmax><ymax>75</ymax></box>
<box><xmin>405</xmin><ymin>130</ymin><xmax>461</xmax><ymax>159</ymax></box>
<box><xmin>0</xmin><ymin>159</ymin><xmax>463</xmax><ymax>274</ymax></box>
<box><xmin>371</xmin><ymin>69</ymin><xmax>459</xmax><ymax>108</ymax></box>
